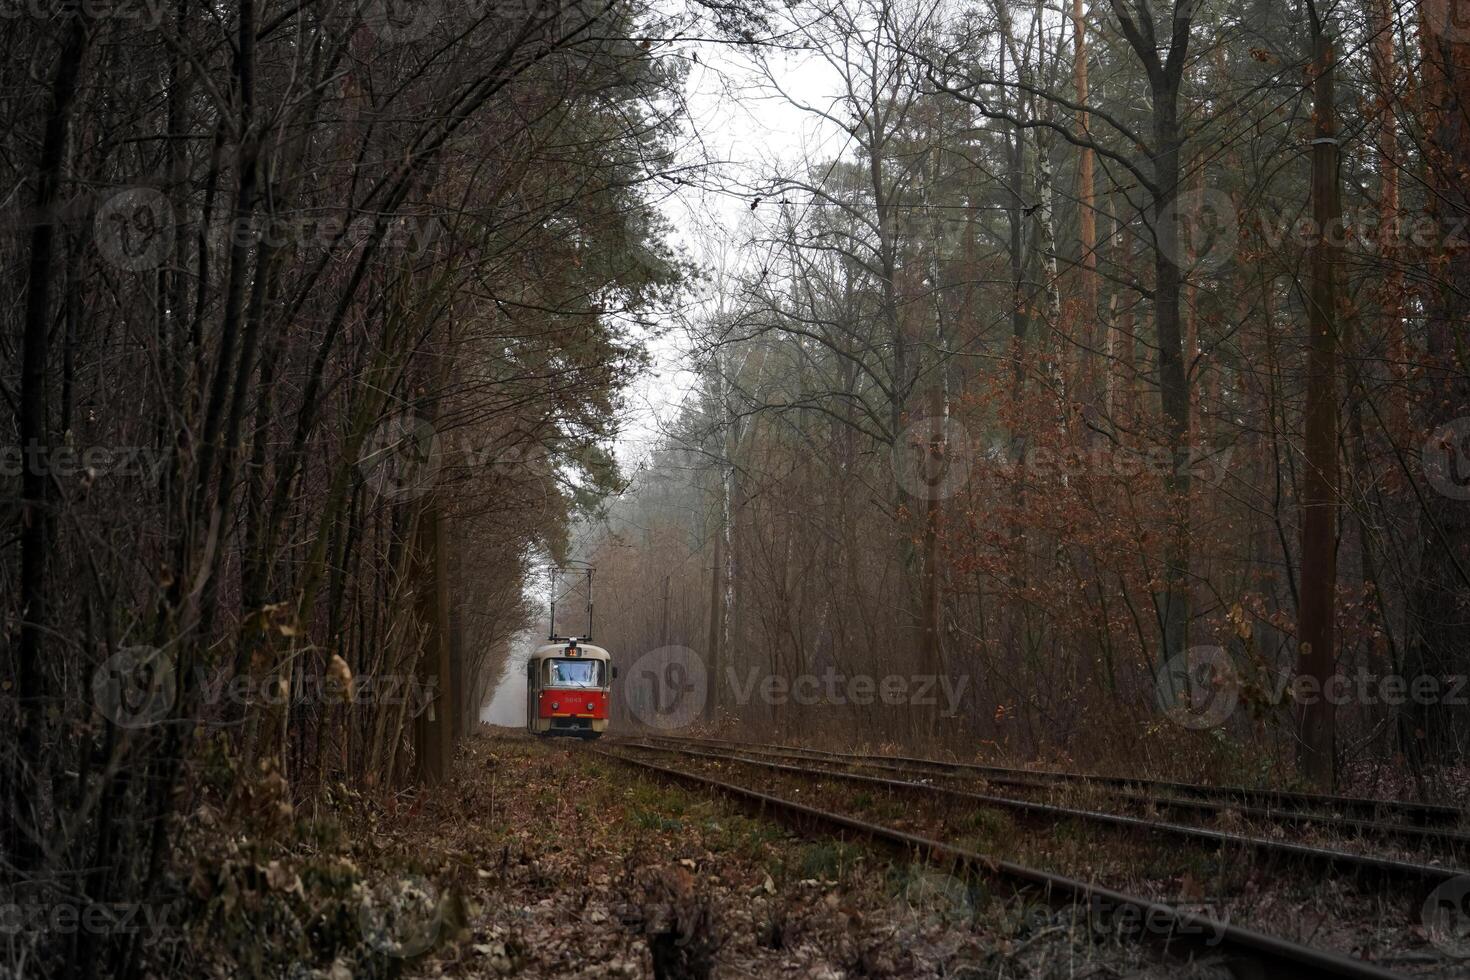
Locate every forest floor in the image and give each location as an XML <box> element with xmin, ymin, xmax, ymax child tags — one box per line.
<box><xmin>373</xmin><ymin>729</ymin><xmax>1173</xmax><ymax>980</ymax></box>
<box><xmin>190</xmin><ymin>726</ymin><xmax>1226</xmax><ymax>980</ymax></box>
<box><xmin>163</xmin><ymin>728</ymin><xmax>1459</xmax><ymax>979</ymax></box>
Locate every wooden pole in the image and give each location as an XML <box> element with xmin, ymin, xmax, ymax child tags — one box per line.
<box><xmin>1296</xmin><ymin>25</ymin><xmax>1341</xmax><ymax>790</ymax></box>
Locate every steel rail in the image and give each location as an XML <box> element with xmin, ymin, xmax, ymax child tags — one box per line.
<box><xmin>647</xmin><ymin>734</ymin><xmax>1464</xmax><ymax>827</ymax></box>
<box><xmin>618</xmin><ymin>739</ymin><xmax>1468</xmax><ymax>889</ymax></box>
<box><xmin>591</xmin><ymin>746</ymin><xmax>1411</xmax><ymax>980</ymax></box>
<box><xmin>628</xmin><ymin>735</ymin><xmax>1470</xmax><ymax>855</ymax></box>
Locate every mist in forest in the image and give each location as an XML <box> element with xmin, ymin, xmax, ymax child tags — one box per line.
<box><xmin>3</xmin><ymin>0</ymin><xmax>1469</xmax><ymax>975</ymax></box>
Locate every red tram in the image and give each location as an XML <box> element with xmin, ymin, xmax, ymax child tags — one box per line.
<box><xmin>526</xmin><ymin>566</ymin><xmax>613</xmax><ymax>738</ymax></box>
<box><xmin>525</xmin><ymin>637</ymin><xmax>612</xmax><ymax>739</ymax></box>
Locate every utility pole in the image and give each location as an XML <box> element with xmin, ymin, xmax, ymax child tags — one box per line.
<box><xmin>661</xmin><ymin>574</ymin><xmax>670</xmax><ymax>647</ymax></box>
<box><xmin>705</xmin><ymin>524</ymin><xmax>723</xmax><ymax>723</ymax></box>
<box><xmin>1296</xmin><ymin>9</ymin><xmax>1340</xmax><ymax>790</ymax></box>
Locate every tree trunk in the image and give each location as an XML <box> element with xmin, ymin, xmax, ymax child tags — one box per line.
<box><xmin>1151</xmin><ymin>75</ymin><xmax>1192</xmax><ymax>665</ymax></box>
<box><xmin>1404</xmin><ymin>14</ymin><xmax>1470</xmax><ymax>769</ymax></box>
<box><xmin>412</xmin><ymin>491</ymin><xmax>454</xmax><ymax>784</ymax></box>
<box><xmin>13</xmin><ymin>14</ymin><xmax>91</xmax><ymax>873</ymax></box>
<box><xmin>705</xmin><ymin>504</ymin><xmax>725</xmax><ymax>724</ymax></box>
<box><xmin>1295</xmin><ymin>28</ymin><xmax>1341</xmax><ymax>791</ymax></box>
<box><xmin>1073</xmin><ymin>0</ymin><xmax>1098</xmax><ymax>411</ymax></box>
<box><xmin>1369</xmin><ymin>0</ymin><xmax>1407</xmax><ymax>438</ymax></box>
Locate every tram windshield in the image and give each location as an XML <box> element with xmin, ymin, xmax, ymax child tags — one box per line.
<box><xmin>548</xmin><ymin>658</ymin><xmax>601</xmax><ymax>688</ymax></box>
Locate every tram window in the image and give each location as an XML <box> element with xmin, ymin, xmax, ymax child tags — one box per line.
<box><xmin>548</xmin><ymin>658</ymin><xmax>601</xmax><ymax>688</ymax></box>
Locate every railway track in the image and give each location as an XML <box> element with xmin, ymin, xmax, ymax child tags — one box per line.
<box><xmin>648</xmin><ymin>734</ymin><xmax>1465</xmax><ymax>828</ymax></box>
<box><xmin>616</xmin><ymin>738</ymin><xmax>1469</xmax><ymax>889</ymax></box>
<box><xmin>630</xmin><ymin>735</ymin><xmax>1470</xmax><ymax>858</ymax></box>
<box><xmin>592</xmin><ymin>743</ymin><xmax>1416</xmax><ymax>980</ymax></box>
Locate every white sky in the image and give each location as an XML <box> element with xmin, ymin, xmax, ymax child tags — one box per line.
<box><xmin>486</xmin><ymin>34</ymin><xmax>846</xmax><ymax>723</ymax></box>
<box><xmin>615</xmin><ymin>31</ymin><xmax>848</xmax><ymax>470</ymax></box>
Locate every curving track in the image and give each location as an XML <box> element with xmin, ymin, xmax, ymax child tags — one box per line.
<box><xmin>631</xmin><ymin>734</ymin><xmax>1470</xmax><ymax>858</ymax></box>
<box><xmin>616</xmin><ymin>737</ymin><xmax>1470</xmax><ymax>889</ymax></box>
<box><xmin>645</xmin><ymin>734</ymin><xmax>1465</xmax><ymax>827</ymax></box>
<box><xmin>593</xmin><ymin>741</ymin><xmax>1419</xmax><ymax>980</ymax></box>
